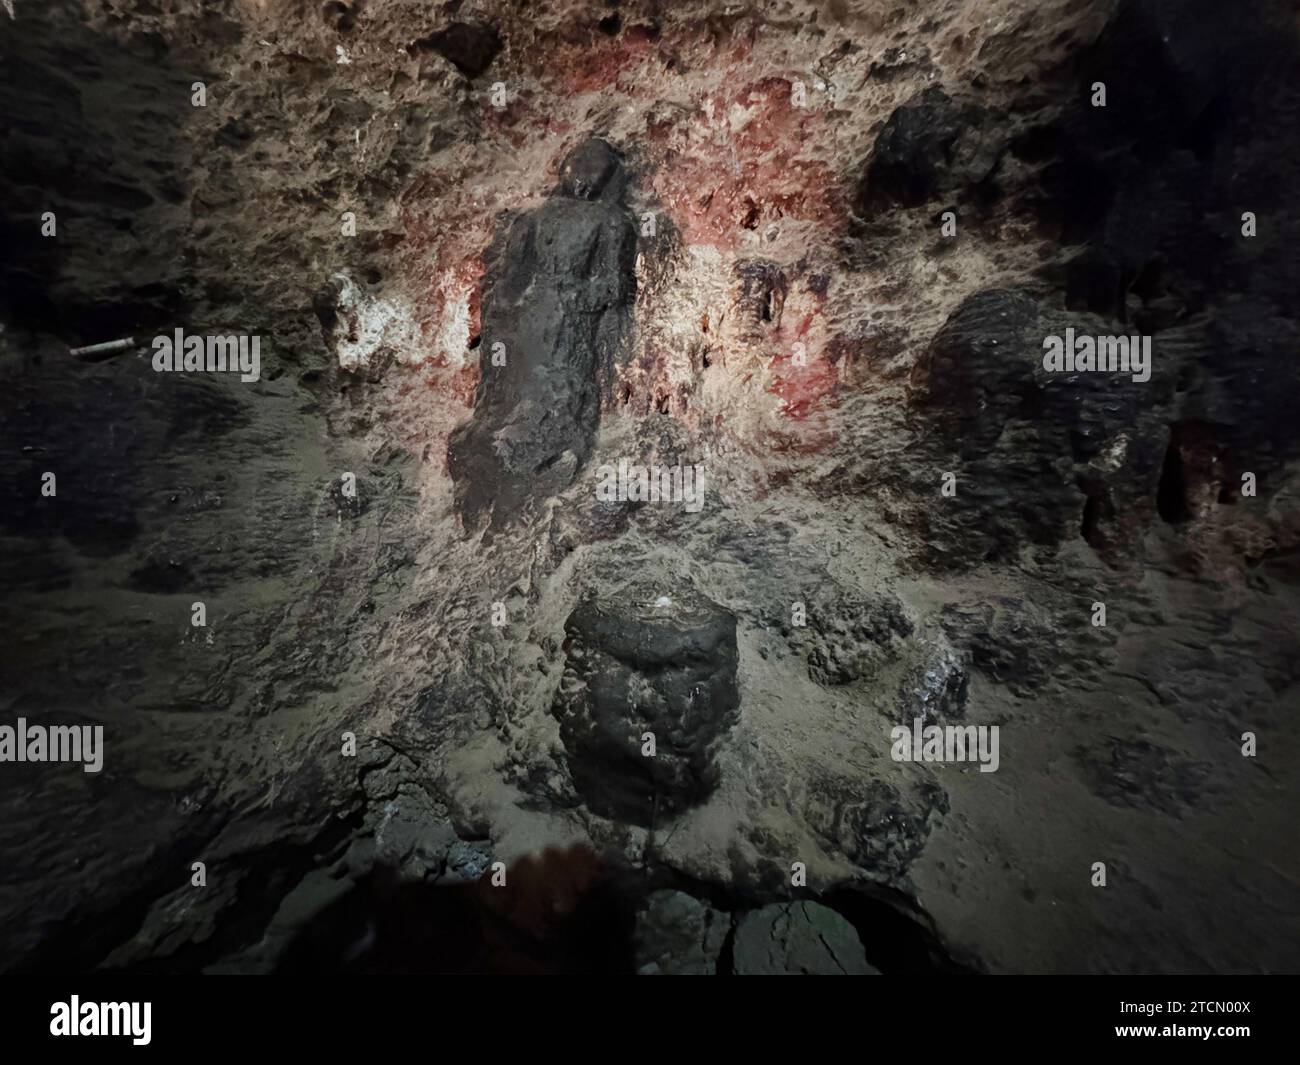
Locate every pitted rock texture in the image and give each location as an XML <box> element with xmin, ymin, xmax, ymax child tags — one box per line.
<box><xmin>551</xmin><ymin>583</ymin><xmax>740</xmax><ymax>825</ymax></box>
<box><xmin>792</xmin><ymin>594</ymin><xmax>914</xmax><ymax>686</ymax></box>
<box><xmin>2</xmin><ymin>0</ymin><xmax>1299</xmax><ymax>979</ymax></box>
<box><xmin>808</xmin><ymin>776</ymin><xmax>950</xmax><ymax>882</ymax></box>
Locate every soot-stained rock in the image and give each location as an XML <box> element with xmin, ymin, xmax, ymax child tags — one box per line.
<box><xmin>448</xmin><ymin>137</ymin><xmax>636</xmax><ymax>531</ymax></box>
<box><xmin>551</xmin><ymin>582</ymin><xmax>740</xmax><ymax>825</ymax></box>
<box><xmin>127</xmin><ymin>555</ymin><xmax>198</xmax><ymax>595</ymax></box>
<box><xmin>732</xmin><ymin>901</ymin><xmax>877</xmax><ymax>975</ymax></box>
<box><xmin>1036</xmin><ymin>0</ymin><xmax>1300</xmax><ymax>323</ymax></box>
<box><xmin>908</xmin><ymin>288</ymin><xmax>1169</xmax><ymax>567</ymax></box>
<box><xmin>735</xmin><ymin>259</ymin><xmax>786</xmax><ymax>338</ymax></box>
<box><xmin>1074</xmin><ymin>0</ymin><xmax>1270</xmax><ymax>160</ymax></box>
<box><xmin>857</xmin><ymin>87</ymin><xmax>1001</xmax><ymax>215</ymax></box>
<box><xmin>913</xmin><ymin>271</ymin><xmax>1298</xmax><ymax>565</ymax></box>
<box><xmin>788</xmin><ymin>595</ymin><xmax>913</xmax><ymax>686</ymax></box>
<box><xmin>808</xmin><ymin>776</ymin><xmax>947</xmax><ymax>882</ymax></box>
<box><xmin>0</xmin><ymin>346</ymin><xmax>250</xmax><ymax>587</ymax></box>
<box><xmin>634</xmin><ymin>890</ymin><xmax>729</xmax><ymax>975</ymax></box>
<box><xmin>1179</xmin><ymin>306</ymin><xmax>1300</xmax><ymax>484</ymax></box>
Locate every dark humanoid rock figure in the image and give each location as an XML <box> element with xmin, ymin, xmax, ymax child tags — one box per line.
<box><xmin>449</xmin><ymin>138</ymin><xmax>636</xmax><ymax>530</ymax></box>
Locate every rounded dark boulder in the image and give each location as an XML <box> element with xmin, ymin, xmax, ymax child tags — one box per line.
<box><xmin>551</xmin><ymin>583</ymin><xmax>741</xmax><ymax>825</ymax></box>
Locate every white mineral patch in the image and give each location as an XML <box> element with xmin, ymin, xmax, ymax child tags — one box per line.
<box><xmin>331</xmin><ymin>272</ymin><xmax>419</xmax><ymax>371</ymax></box>
<box><xmin>727</xmin><ymin>102</ymin><xmax>754</xmax><ymax>133</ymax></box>
<box><xmin>433</xmin><ymin>272</ymin><xmax>473</xmax><ymax>367</ymax></box>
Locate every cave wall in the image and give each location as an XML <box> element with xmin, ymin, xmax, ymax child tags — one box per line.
<box><xmin>1</xmin><ymin>0</ymin><xmax>1298</xmax><ymax>975</ymax></box>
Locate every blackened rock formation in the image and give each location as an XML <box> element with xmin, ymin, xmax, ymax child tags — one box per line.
<box><xmin>995</xmin><ymin>0</ymin><xmax>1300</xmax><ymax>557</ymax></box>
<box><xmin>735</xmin><ymin>259</ymin><xmax>786</xmax><ymax>338</ymax></box>
<box><xmin>448</xmin><ymin>138</ymin><xmax>636</xmax><ymax>530</ymax></box>
<box><xmin>856</xmin><ymin>87</ymin><xmax>1001</xmax><ymax>215</ymax></box>
<box><xmin>1173</xmin><ymin>305</ymin><xmax>1300</xmax><ymax>492</ymax></box>
<box><xmin>0</xmin><ymin>2</ymin><xmax>192</xmax><ymax>337</ymax></box>
<box><xmin>1067</xmin><ymin>0</ymin><xmax>1279</xmax><ymax>175</ymax></box>
<box><xmin>912</xmin><ymin>290</ymin><xmax>1300</xmax><ymax>567</ymax></box>
<box><xmin>808</xmin><ymin>776</ymin><xmax>948</xmax><ymax>882</ymax></box>
<box><xmin>408</xmin><ymin>21</ymin><xmax>502</xmax><ymax>77</ymax></box>
<box><xmin>908</xmin><ymin>287</ymin><xmax>1170</xmax><ymax>566</ymax></box>
<box><xmin>551</xmin><ymin>583</ymin><xmax>740</xmax><ymax>825</ymax></box>
<box><xmin>785</xmin><ymin>595</ymin><xmax>913</xmax><ymax>686</ymax></box>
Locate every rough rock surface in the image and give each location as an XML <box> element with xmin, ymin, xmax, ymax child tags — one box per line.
<box><xmin>808</xmin><ymin>776</ymin><xmax>950</xmax><ymax>881</ymax></box>
<box><xmin>551</xmin><ymin>583</ymin><xmax>740</xmax><ymax>825</ymax></box>
<box><xmin>1</xmin><ymin>0</ymin><xmax>1298</xmax><ymax>977</ymax></box>
<box><xmin>790</xmin><ymin>594</ymin><xmax>914</xmax><ymax>686</ymax></box>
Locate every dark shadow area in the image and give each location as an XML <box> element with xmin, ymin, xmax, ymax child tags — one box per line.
<box><xmin>0</xmin><ymin>0</ymin><xmax>196</xmax><ymax>341</ymax></box>
<box><xmin>276</xmin><ymin>847</ymin><xmax>640</xmax><ymax>975</ymax></box>
<box><xmin>824</xmin><ymin>884</ymin><xmax>979</xmax><ymax>974</ymax></box>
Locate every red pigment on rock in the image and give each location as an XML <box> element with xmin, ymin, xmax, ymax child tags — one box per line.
<box><xmin>647</xmin><ymin>77</ymin><xmax>845</xmax><ymax>252</ymax></box>
<box><xmin>555</xmin><ymin>29</ymin><xmax>661</xmax><ymax>95</ymax></box>
<box><xmin>448</xmin><ymin>364</ymin><xmax>478</xmax><ymax>408</ymax></box>
<box><xmin>767</xmin><ymin>353</ymin><xmax>839</xmax><ymax>421</ymax></box>
<box><xmin>764</xmin><ymin>286</ymin><xmax>838</xmax><ymax>432</ymax></box>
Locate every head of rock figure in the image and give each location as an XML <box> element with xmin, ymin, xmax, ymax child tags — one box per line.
<box><xmin>559</xmin><ymin>138</ymin><xmax>620</xmax><ymax>201</ymax></box>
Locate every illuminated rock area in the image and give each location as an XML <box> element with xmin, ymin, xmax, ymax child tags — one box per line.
<box><xmin>0</xmin><ymin>0</ymin><xmax>1298</xmax><ymax>976</ymax></box>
